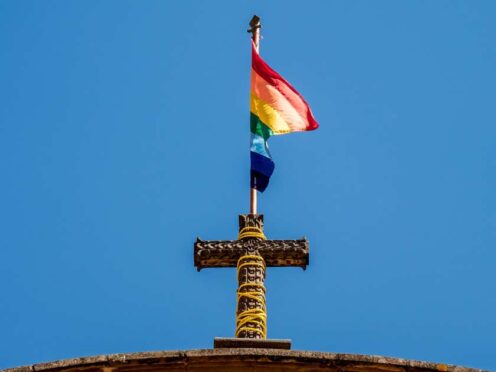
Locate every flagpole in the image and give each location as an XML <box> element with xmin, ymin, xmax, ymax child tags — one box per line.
<box><xmin>249</xmin><ymin>15</ymin><xmax>261</xmax><ymax>215</ymax></box>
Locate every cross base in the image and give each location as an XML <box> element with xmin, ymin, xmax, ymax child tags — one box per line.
<box><xmin>214</xmin><ymin>337</ymin><xmax>291</xmax><ymax>350</ymax></box>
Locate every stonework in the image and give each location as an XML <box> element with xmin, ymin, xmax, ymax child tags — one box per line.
<box><xmin>194</xmin><ymin>214</ymin><xmax>309</xmax><ymax>340</ymax></box>
<box><xmin>194</xmin><ymin>238</ymin><xmax>309</xmax><ymax>270</ymax></box>
<box><xmin>3</xmin><ymin>349</ymin><xmax>487</xmax><ymax>372</ymax></box>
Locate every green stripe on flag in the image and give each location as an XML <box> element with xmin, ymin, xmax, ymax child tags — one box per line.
<box><xmin>250</xmin><ymin>113</ymin><xmax>273</xmax><ymax>140</ymax></box>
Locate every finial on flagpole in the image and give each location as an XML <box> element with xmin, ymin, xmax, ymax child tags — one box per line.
<box><xmin>248</xmin><ymin>15</ymin><xmax>261</xmax><ymax>52</ymax></box>
<box><xmin>248</xmin><ymin>15</ymin><xmax>261</xmax><ymax>31</ymax></box>
<box><xmin>248</xmin><ymin>15</ymin><xmax>261</xmax><ymax>214</ymax></box>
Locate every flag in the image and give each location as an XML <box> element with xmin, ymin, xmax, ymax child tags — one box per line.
<box><xmin>250</xmin><ymin>41</ymin><xmax>319</xmax><ymax>192</ymax></box>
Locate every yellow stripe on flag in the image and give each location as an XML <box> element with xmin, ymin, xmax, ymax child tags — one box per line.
<box><xmin>250</xmin><ymin>94</ymin><xmax>291</xmax><ymax>135</ymax></box>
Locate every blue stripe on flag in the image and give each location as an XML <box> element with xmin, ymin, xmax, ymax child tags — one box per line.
<box><xmin>250</xmin><ymin>151</ymin><xmax>275</xmax><ymax>192</ymax></box>
<box><xmin>250</xmin><ymin>133</ymin><xmax>272</xmax><ymax>159</ymax></box>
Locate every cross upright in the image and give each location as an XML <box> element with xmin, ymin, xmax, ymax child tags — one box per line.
<box><xmin>194</xmin><ymin>213</ymin><xmax>309</xmax><ymax>348</ymax></box>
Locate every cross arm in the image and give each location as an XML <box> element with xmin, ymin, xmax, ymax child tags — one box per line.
<box><xmin>194</xmin><ymin>238</ymin><xmax>309</xmax><ymax>271</ymax></box>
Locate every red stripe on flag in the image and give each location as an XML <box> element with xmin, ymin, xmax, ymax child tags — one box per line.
<box><xmin>251</xmin><ymin>42</ymin><xmax>318</xmax><ymax>131</ymax></box>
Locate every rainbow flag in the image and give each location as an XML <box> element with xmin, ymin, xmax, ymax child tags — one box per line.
<box><xmin>250</xmin><ymin>42</ymin><xmax>319</xmax><ymax>192</ymax></box>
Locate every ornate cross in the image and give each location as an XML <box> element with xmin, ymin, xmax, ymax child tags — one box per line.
<box><xmin>194</xmin><ymin>214</ymin><xmax>309</xmax><ymax>348</ymax></box>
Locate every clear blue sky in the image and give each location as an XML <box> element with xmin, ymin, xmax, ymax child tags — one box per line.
<box><xmin>1</xmin><ymin>1</ymin><xmax>495</xmax><ymax>370</ymax></box>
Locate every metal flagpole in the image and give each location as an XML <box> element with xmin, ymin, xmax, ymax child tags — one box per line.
<box><xmin>249</xmin><ymin>15</ymin><xmax>261</xmax><ymax>215</ymax></box>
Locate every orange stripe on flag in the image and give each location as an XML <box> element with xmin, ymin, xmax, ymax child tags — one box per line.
<box><xmin>251</xmin><ymin>42</ymin><xmax>318</xmax><ymax>132</ymax></box>
<box><xmin>251</xmin><ymin>69</ymin><xmax>309</xmax><ymax>133</ymax></box>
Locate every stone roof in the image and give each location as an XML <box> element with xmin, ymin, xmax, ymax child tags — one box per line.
<box><xmin>2</xmin><ymin>349</ymin><xmax>488</xmax><ymax>372</ymax></box>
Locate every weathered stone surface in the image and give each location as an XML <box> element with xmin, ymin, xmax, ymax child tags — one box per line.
<box><xmin>3</xmin><ymin>349</ymin><xmax>488</xmax><ymax>372</ymax></box>
<box><xmin>214</xmin><ymin>338</ymin><xmax>291</xmax><ymax>350</ymax></box>
<box><xmin>238</xmin><ymin>214</ymin><xmax>265</xmax><ymax>234</ymax></box>
<box><xmin>194</xmin><ymin>238</ymin><xmax>309</xmax><ymax>270</ymax></box>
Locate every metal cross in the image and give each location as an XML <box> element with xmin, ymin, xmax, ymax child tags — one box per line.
<box><xmin>194</xmin><ymin>214</ymin><xmax>309</xmax><ymax>345</ymax></box>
